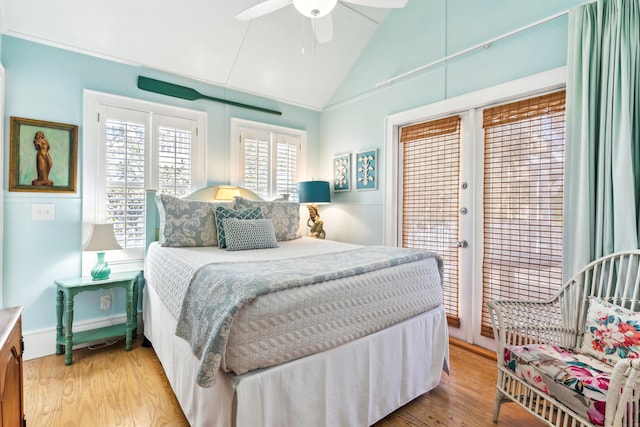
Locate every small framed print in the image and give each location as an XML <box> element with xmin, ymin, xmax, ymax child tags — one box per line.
<box><xmin>9</xmin><ymin>116</ymin><xmax>78</xmax><ymax>193</ymax></box>
<box><xmin>333</xmin><ymin>153</ymin><xmax>351</xmax><ymax>192</ymax></box>
<box><xmin>356</xmin><ymin>149</ymin><xmax>377</xmax><ymax>191</ymax></box>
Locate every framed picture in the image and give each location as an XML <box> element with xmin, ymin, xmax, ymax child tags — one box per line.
<box><xmin>9</xmin><ymin>116</ymin><xmax>78</xmax><ymax>193</ymax></box>
<box><xmin>356</xmin><ymin>149</ymin><xmax>377</xmax><ymax>191</ymax></box>
<box><xmin>333</xmin><ymin>153</ymin><xmax>351</xmax><ymax>192</ymax></box>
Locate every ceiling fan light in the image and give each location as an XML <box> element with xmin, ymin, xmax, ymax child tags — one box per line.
<box><xmin>292</xmin><ymin>0</ymin><xmax>338</xmax><ymax>18</ymax></box>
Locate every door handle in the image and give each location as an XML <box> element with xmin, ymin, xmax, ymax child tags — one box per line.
<box><xmin>457</xmin><ymin>240</ymin><xmax>468</xmax><ymax>248</ymax></box>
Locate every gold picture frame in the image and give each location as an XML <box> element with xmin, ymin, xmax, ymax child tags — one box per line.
<box><xmin>9</xmin><ymin>116</ymin><xmax>78</xmax><ymax>193</ymax></box>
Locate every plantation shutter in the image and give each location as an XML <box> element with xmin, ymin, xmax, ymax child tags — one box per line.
<box><xmin>105</xmin><ymin>109</ymin><xmax>147</xmax><ymax>249</ymax></box>
<box><xmin>274</xmin><ymin>134</ymin><xmax>299</xmax><ymax>199</ymax></box>
<box><xmin>240</xmin><ymin>128</ymin><xmax>300</xmax><ymax>200</ymax></box>
<box><xmin>156</xmin><ymin>115</ymin><xmax>196</xmax><ymax>198</ymax></box>
<box><xmin>481</xmin><ymin>90</ymin><xmax>566</xmax><ymax>337</ymax></box>
<box><xmin>400</xmin><ymin>115</ymin><xmax>461</xmax><ymax>327</ymax></box>
<box><xmin>103</xmin><ymin>108</ymin><xmax>197</xmax><ymax>249</ymax></box>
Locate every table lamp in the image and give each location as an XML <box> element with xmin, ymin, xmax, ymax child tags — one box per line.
<box><xmin>297</xmin><ymin>180</ymin><xmax>331</xmax><ymax>239</ymax></box>
<box><xmin>82</xmin><ymin>223</ymin><xmax>123</xmax><ymax>280</ymax></box>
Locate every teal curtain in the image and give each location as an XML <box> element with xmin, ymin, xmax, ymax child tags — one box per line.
<box><xmin>563</xmin><ymin>0</ymin><xmax>640</xmax><ymax>281</ymax></box>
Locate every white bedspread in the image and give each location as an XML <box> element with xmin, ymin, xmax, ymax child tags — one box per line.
<box><xmin>144</xmin><ymin>237</ymin><xmax>443</xmax><ymax>376</ymax></box>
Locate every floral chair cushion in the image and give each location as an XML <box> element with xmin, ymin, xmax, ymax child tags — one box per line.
<box><xmin>580</xmin><ymin>297</ymin><xmax>640</xmax><ymax>366</ymax></box>
<box><xmin>503</xmin><ymin>344</ymin><xmax>613</xmax><ymax>426</ymax></box>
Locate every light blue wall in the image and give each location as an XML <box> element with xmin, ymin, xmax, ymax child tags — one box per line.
<box><xmin>2</xmin><ymin>0</ymin><xmax>586</xmax><ymax>335</ymax></box>
<box><xmin>316</xmin><ymin>0</ymin><xmax>584</xmax><ymax>245</ymax></box>
<box><xmin>1</xmin><ymin>35</ymin><xmax>320</xmax><ymax>332</ymax></box>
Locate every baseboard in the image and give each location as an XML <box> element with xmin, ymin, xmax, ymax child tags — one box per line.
<box><xmin>23</xmin><ymin>311</ymin><xmax>144</xmax><ymax>361</ymax></box>
<box><xmin>449</xmin><ymin>337</ymin><xmax>497</xmax><ymax>361</ymax></box>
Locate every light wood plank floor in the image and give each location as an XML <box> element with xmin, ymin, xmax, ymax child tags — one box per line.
<box><xmin>24</xmin><ymin>337</ymin><xmax>546</xmax><ymax>426</ymax></box>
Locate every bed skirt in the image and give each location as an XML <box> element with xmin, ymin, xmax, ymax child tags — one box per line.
<box><xmin>143</xmin><ymin>281</ymin><xmax>450</xmax><ymax>427</ymax></box>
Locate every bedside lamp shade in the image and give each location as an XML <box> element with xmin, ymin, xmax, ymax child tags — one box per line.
<box><xmin>83</xmin><ymin>223</ymin><xmax>122</xmax><ymax>280</ymax></box>
<box><xmin>297</xmin><ymin>181</ymin><xmax>331</xmax><ymax>239</ymax></box>
<box><xmin>214</xmin><ymin>186</ymin><xmax>242</xmax><ymax>201</ymax></box>
<box><xmin>297</xmin><ymin>180</ymin><xmax>331</xmax><ymax>204</ymax></box>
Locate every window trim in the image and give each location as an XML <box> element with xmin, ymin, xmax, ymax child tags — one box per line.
<box><xmin>230</xmin><ymin>118</ymin><xmax>307</xmax><ymax>199</ymax></box>
<box><xmin>83</xmin><ymin>90</ymin><xmax>207</xmax><ymax>274</ymax></box>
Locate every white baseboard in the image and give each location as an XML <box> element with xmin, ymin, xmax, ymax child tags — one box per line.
<box><xmin>23</xmin><ymin>311</ymin><xmax>144</xmax><ymax>361</ymax></box>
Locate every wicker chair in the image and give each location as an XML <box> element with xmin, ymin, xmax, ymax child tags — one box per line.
<box><xmin>488</xmin><ymin>250</ymin><xmax>640</xmax><ymax>427</ymax></box>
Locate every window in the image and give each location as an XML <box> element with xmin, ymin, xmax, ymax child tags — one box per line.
<box><xmin>230</xmin><ymin>118</ymin><xmax>306</xmax><ymax>201</ymax></box>
<box><xmin>83</xmin><ymin>91</ymin><xmax>206</xmax><ymax>271</ymax></box>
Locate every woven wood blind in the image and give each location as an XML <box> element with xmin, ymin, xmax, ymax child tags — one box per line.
<box><xmin>481</xmin><ymin>90</ymin><xmax>566</xmax><ymax>337</ymax></box>
<box><xmin>400</xmin><ymin>116</ymin><xmax>461</xmax><ymax>327</ymax></box>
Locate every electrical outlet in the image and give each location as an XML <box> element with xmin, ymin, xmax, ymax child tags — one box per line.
<box><xmin>100</xmin><ymin>295</ymin><xmax>111</xmax><ymax>311</ymax></box>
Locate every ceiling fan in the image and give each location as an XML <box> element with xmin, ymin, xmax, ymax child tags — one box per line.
<box><xmin>235</xmin><ymin>0</ymin><xmax>408</xmax><ymax>44</ymax></box>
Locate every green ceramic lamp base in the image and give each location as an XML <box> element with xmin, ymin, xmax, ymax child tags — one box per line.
<box><xmin>91</xmin><ymin>252</ymin><xmax>111</xmax><ymax>280</ymax></box>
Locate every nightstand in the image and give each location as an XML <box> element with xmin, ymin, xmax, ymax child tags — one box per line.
<box><xmin>55</xmin><ymin>270</ymin><xmax>142</xmax><ymax>365</ymax></box>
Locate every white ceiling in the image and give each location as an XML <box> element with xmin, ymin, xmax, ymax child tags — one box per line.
<box><xmin>0</xmin><ymin>0</ymin><xmax>393</xmax><ymax>110</ymax></box>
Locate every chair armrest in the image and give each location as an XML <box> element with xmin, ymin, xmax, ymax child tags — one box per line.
<box><xmin>606</xmin><ymin>358</ymin><xmax>640</xmax><ymax>427</ymax></box>
<box><xmin>488</xmin><ymin>298</ymin><xmax>580</xmax><ymax>362</ymax></box>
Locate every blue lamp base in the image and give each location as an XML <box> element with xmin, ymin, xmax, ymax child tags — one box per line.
<box><xmin>91</xmin><ymin>252</ymin><xmax>111</xmax><ymax>280</ymax></box>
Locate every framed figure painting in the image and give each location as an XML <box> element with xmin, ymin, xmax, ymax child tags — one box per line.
<box><xmin>9</xmin><ymin>116</ymin><xmax>78</xmax><ymax>193</ymax></box>
<box><xmin>333</xmin><ymin>153</ymin><xmax>350</xmax><ymax>192</ymax></box>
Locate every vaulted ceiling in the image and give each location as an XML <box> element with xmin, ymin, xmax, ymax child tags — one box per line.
<box><xmin>0</xmin><ymin>0</ymin><xmax>394</xmax><ymax>110</ymax></box>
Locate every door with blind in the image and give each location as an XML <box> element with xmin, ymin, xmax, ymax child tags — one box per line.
<box><xmin>398</xmin><ymin>90</ymin><xmax>566</xmax><ymax>345</ymax></box>
<box><xmin>400</xmin><ymin>116</ymin><xmax>462</xmax><ymax>327</ymax></box>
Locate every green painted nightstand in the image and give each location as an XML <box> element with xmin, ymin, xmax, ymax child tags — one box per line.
<box><xmin>55</xmin><ymin>270</ymin><xmax>142</xmax><ymax>365</ymax></box>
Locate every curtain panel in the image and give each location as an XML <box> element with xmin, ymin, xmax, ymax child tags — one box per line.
<box><xmin>564</xmin><ymin>0</ymin><xmax>640</xmax><ymax>281</ymax></box>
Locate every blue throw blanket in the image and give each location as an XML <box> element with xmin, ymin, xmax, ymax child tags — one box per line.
<box><xmin>175</xmin><ymin>245</ymin><xmax>442</xmax><ymax>387</ymax></box>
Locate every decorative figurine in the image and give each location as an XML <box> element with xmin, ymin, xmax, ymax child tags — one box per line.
<box><xmin>32</xmin><ymin>130</ymin><xmax>54</xmax><ymax>186</ymax></box>
<box><xmin>307</xmin><ymin>204</ymin><xmax>326</xmax><ymax>239</ymax></box>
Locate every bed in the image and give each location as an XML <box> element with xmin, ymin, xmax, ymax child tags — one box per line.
<box><xmin>142</xmin><ymin>186</ymin><xmax>450</xmax><ymax>427</ymax></box>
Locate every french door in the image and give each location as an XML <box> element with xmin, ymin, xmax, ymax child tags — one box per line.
<box><xmin>397</xmin><ymin>90</ymin><xmax>566</xmax><ymax>347</ymax></box>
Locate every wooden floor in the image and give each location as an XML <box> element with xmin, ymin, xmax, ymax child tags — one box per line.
<box><xmin>24</xmin><ymin>337</ymin><xmax>546</xmax><ymax>426</ymax></box>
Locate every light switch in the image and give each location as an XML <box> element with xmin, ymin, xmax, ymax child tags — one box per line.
<box><xmin>32</xmin><ymin>204</ymin><xmax>55</xmax><ymax>221</ymax></box>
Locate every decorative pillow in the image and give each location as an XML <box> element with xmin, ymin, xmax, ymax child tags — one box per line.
<box><xmin>214</xmin><ymin>206</ymin><xmax>264</xmax><ymax>248</ymax></box>
<box><xmin>222</xmin><ymin>218</ymin><xmax>278</xmax><ymax>251</ymax></box>
<box><xmin>233</xmin><ymin>196</ymin><xmax>301</xmax><ymax>241</ymax></box>
<box><xmin>581</xmin><ymin>297</ymin><xmax>640</xmax><ymax>366</ymax></box>
<box><xmin>156</xmin><ymin>194</ymin><xmax>220</xmax><ymax>247</ymax></box>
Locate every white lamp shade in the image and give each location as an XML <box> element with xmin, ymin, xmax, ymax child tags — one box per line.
<box><xmin>82</xmin><ymin>223</ymin><xmax>123</xmax><ymax>251</ymax></box>
<box><xmin>214</xmin><ymin>186</ymin><xmax>242</xmax><ymax>201</ymax></box>
<box><xmin>292</xmin><ymin>0</ymin><xmax>338</xmax><ymax>17</ymax></box>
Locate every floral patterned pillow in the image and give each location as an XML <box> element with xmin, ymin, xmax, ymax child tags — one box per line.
<box><xmin>234</xmin><ymin>196</ymin><xmax>301</xmax><ymax>241</ymax></box>
<box><xmin>156</xmin><ymin>194</ymin><xmax>227</xmax><ymax>247</ymax></box>
<box><xmin>581</xmin><ymin>297</ymin><xmax>640</xmax><ymax>366</ymax></box>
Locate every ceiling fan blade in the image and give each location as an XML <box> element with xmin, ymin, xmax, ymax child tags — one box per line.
<box><xmin>341</xmin><ymin>0</ymin><xmax>407</xmax><ymax>8</ymax></box>
<box><xmin>235</xmin><ymin>0</ymin><xmax>292</xmax><ymax>21</ymax></box>
<box><xmin>311</xmin><ymin>15</ymin><xmax>333</xmax><ymax>44</ymax></box>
